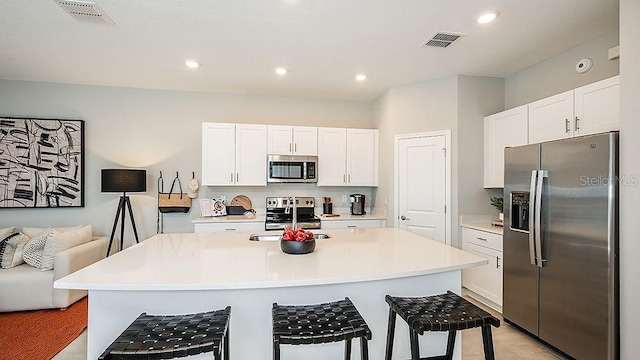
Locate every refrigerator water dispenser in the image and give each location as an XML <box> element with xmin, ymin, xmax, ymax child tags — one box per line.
<box><xmin>510</xmin><ymin>192</ymin><xmax>529</xmax><ymax>231</ymax></box>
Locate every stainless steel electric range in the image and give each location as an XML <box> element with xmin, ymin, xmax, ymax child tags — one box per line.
<box><xmin>265</xmin><ymin>196</ymin><xmax>321</xmax><ymax>231</ymax></box>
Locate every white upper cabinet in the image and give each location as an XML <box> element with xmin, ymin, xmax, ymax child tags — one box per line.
<box><xmin>574</xmin><ymin>75</ymin><xmax>620</xmax><ymax>137</ymax></box>
<box><xmin>317</xmin><ymin>127</ymin><xmax>378</xmax><ymax>187</ymax></box>
<box><xmin>202</xmin><ymin>123</ymin><xmax>235</xmax><ymax>186</ymax></box>
<box><xmin>317</xmin><ymin>127</ymin><xmax>347</xmax><ymax>186</ymax></box>
<box><xmin>528</xmin><ymin>90</ymin><xmax>574</xmax><ymax>144</ymax></box>
<box><xmin>346</xmin><ymin>129</ymin><xmax>378</xmax><ymax>186</ymax></box>
<box><xmin>267</xmin><ymin>125</ymin><xmax>318</xmax><ymax>155</ymax></box>
<box><xmin>202</xmin><ymin>122</ymin><xmax>267</xmax><ymax>186</ymax></box>
<box><xmin>484</xmin><ymin>105</ymin><xmax>528</xmax><ymax>188</ymax></box>
<box><xmin>235</xmin><ymin>124</ymin><xmax>268</xmax><ymax>186</ymax></box>
<box><xmin>528</xmin><ymin>75</ymin><xmax>620</xmax><ymax>144</ymax></box>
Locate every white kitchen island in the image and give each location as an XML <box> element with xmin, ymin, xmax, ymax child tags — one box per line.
<box><xmin>55</xmin><ymin>228</ymin><xmax>486</xmax><ymax>360</ymax></box>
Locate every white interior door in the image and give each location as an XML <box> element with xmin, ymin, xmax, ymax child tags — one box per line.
<box><xmin>397</xmin><ymin>134</ymin><xmax>447</xmax><ymax>244</ymax></box>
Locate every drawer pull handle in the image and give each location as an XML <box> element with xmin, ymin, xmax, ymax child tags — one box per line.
<box><xmin>477</xmin><ymin>237</ymin><xmax>487</xmax><ymax>241</ymax></box>
<box><xmin>225</xmin><ymin>228</ymin><xmax>236</xmax><ymax>231</ymax></box>
<box><xmin>347</xmin><ymin>225</ymin><xmax>357</xmax><ymax>228</ymax></box>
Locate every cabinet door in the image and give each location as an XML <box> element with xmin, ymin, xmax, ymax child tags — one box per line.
<box><xmin>317</xmin><ymin>127</ymin><xmax>347</xmax><ymax>186</ymax></box>
<box><xmin>267</xmin><ymin>125</ymin><xmax>293</xmax><ymax>155</ymax></box>
<box><xmin>528</xmin><ymin>90</ymin><xmax>574</xmax><ymax>144</ymax></box>
<box><xmin>293</xmin><ymin>126</ymin><xmax>318</xmax><ymax>155</ymax></box>
<box><xmin>467</xmin><ymin>243</ymin><xmax>503</xmax><ymax>306</ymax></box>
<box><xmin>235</xmin><ymin>124</ymin><xmax>267</xmax><ymax>186</ymax></box>
<box><xmin>202</xmin><ymin>122</ymin><xmax>235</xmax><ymax>186</ymax></box>
<box><xmin>574</xmin><ymin>76</ymin><xmax>619</xmax><ymax>137</ymax></box>
<box><xmin>484</xmin><ymin>105</ymin><xmax>528</xmax><ymax>188</ymax></box>
<box><xmin>346</xmin><ymin>129</ymin><xmax>378</xmax><ymax>186</ymax></box>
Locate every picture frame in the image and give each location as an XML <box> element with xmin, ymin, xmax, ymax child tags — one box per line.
<box><xmin>0</xmin><ymin>117</ymin><xmax>85</xmax><ymax>208</ymax></box>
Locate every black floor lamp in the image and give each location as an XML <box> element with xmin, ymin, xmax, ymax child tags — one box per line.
<box><xmin>101</xmin><ymin>169</ymin><xmax>147</xmax><ymax>256</ymax></box>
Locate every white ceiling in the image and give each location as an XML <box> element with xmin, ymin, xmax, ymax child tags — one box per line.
<box><xmin>0</xmin><ymin>0</ymin><xmax>619</xmax><ymax>102</ymax></box>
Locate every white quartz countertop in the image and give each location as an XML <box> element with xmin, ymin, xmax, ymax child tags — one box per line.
<box><xmin>460</xmin><ymin>222</ymin><xmax>504</xmax><ymax>235</ymax></box>
<box><xmin>55</xmin><ymin>228</ymin><xmax>486</xmax><ymax>291</ymax></box>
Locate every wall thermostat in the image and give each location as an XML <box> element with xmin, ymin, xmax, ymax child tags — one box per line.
<box><xmin>576</xmin><ymin>58</ymin><xmax>593</xmax><ymax>73</ymax></box>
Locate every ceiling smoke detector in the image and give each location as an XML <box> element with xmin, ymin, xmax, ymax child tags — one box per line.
<box><xmin>54</xmin><ymin>0</ymin><xmax>115</xmax><ymax>24</ymax></box>
<box><xmin>421</xmin><ymin>31</ymin><xmax>465</xmax><ymax>48</ymax></box>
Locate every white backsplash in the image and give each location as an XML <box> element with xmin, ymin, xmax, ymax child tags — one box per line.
<box><xmin>200</xmin><ymin>184</ymin><xmax>376</xmax><ymax>215</ymax></box>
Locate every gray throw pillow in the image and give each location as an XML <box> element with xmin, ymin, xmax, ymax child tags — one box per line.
<box><xmin>22</xmin><ymin>230</ymin><xmax>56</xmax><ymax>269</ymax></box>
<box><xmin>0</xmin><ymin>232</ymin><xmax>30</xmax><ymax>269</ymax></box>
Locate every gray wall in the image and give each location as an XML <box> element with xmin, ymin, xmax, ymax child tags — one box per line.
<box><xmin>619</xmin><ymin>0</ymin><xmax>639</xmax><ymax>357</ymax></box>
<box><xmin>457</xmin><ymin>76</ymin><xmax>505</xmax><ymax>219</ymax></box>
<box><xmin>505</xmin><ymin>29</ymin><xmax>620</xmax><ymax>108</ymax></box>
<box><xmin>372</xmin><ymin>75</ymin><xmax>505</xmax><ymax>247</ymax></box>
<box><xmin>0</xmin><ymin>80</ymin><xmax>372</xmax><ymax>245</ymax></box>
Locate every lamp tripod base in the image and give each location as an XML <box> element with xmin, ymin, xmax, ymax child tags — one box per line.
<box><xmin>106</xmin><ymin>194</ymin><xmax>140</xmax><ymax>257</ymax></box>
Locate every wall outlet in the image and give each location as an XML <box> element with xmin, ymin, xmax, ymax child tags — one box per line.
<box><xmin>342</xmin><ymin>195</ymin><xmax>348</xmax><ymax>203</ymax></box>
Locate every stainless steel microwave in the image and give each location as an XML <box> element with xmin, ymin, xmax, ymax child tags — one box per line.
<box><xmin>267</xmin><ymin>155</ymin><xmax>317</xmax><ymax>183</ymax></box>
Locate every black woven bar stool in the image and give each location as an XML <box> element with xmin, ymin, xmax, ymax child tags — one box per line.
<box><xmin>272</xmin><ymin>297</ymin><xmax>372</xmax><ymax>360</ymax></box>
<box><xmin>98</xmin><ymin>306</ymin><xmax>231</xmax><ymax>360</ymax></box>
<box><xmin>384</xmin><ymin>291</ymin><xmax>500</xmax><ymax>360</ymax></box>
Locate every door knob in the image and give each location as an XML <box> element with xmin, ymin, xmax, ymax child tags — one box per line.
<box><xmin>400</xmin><ymin>215</ymin><xmax>410</xmax><ymax>220</ymax></box>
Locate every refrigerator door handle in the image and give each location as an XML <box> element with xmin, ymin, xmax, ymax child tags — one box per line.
<box><xmin>529</xmin><ymin>170</ymin><xmax>538</xmax><ymax>266</ymax></box>
<box><xmin>535</xmin><ymin>170</ymin><xmax>548</xmax><ymax>267</ymax></box>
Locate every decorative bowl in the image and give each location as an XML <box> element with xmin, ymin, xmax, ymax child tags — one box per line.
<box><xmin>280</xmin><ymin>238</ymin><xmax>316</xmax><ymax>255</ymax></box>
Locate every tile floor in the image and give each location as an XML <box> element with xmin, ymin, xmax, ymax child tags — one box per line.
<box><xmin>53</xmin><ymin>296</ymin><xmax>567</xmax><ymax>359</ymax></box>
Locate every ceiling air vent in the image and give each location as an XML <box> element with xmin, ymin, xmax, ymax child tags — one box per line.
<box><xmin>54</xmin><ymin>0</ymin><xmax>115</xmax><ymax>24</ymax></box>
<box><xmin>421</xmin><ymin>32</ymin><xmax>465</xmax><ymax>48</ymax></box>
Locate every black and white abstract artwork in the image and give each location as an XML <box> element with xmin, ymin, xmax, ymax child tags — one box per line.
<box><xmin>0</xmin><ymin>117</ymin><xmax>84</xmax><ymax>208</ymax></box>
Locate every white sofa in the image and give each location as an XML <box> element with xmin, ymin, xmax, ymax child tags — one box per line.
<box><xmin>0</xmin><ymin>236</ymin><xmax>107</xmax><ymax>312</ymax></box>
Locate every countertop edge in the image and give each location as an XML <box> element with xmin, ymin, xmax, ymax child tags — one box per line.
<box><xmin>54</xmin><ymin>259</ymin><xmax>486</xmax><ymax>291</ymax></box>
<box><xmin>460</xmin><ymin>222</ymin><xmax>503</xmax><ymax>235</ymax></box>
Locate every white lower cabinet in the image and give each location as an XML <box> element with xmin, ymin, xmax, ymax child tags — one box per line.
<box><xmin>461</xmin><ymin>227</ymin><xmax>503</xmax><ymax>310</ymax></box>
<box><xmin>194</xmin><ymin>222</ymin><xmax>264</xmax><ymax>233</ymax></box>
<box><xmin>321</xmin><ymin>219</ymin><xmax>385</xmax><ymax>229</ymax></box>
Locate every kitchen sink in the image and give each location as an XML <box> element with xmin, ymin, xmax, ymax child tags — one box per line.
<box><xmin>249</xmin><ymin>232</ymin><xmax>331</xmax><ymax>241</ymax></box>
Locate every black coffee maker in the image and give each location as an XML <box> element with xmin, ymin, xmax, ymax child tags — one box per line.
<box><xmin>349</xmin><ymin>194</ymin><xmax>366</xmax><ymax>215</ymax></box>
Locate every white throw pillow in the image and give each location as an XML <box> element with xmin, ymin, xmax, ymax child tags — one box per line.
<box><xmin>23</xmin><ymin>229</ymin><xmax>56</xmax><ymax>269</ymax></box>
<box><xmin>40</xmin><ymin>225</ymin><xmax>92</xmax><ymax>271</ymax></box>
<box><xmin>0</xmin><ymin>232</ymin><xmax>30</xmax><ymax>269</ymax></box>
<box><xmin>22</xmin><ymin>225</ymin><xmax>83</xmax><ymax>238</ymax></box>
<box><xmin>0</xmin><ymin>227</ymin><xmax>15</xmax><ymax>240</ymax></box>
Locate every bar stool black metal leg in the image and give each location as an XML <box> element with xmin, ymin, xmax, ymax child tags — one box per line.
<box><xmin>344</xmin><ymin>338</ymin><xmax>352</xmax><ymax>360</ymax></box>
<box><xmin>410</xmin><ymin>329</ymin><xmax>420</xmax><ymax>360</ymax></box>
<box><xmin>384</xmin><ymin>307</ymin><xmax>396</xmax><ymax>360</ymax></box>
<box><xmin>445</xmin><ymin>330</ymin><xmax>456</xmax><ymax>360</ymax></box>
<box><xmin>273</xmin><ymin>339</ymin><xmax>280</xmax><ymax>360</ymax></box>
<box><xmin>360</xmin><ymin>337</ymin><xmax>369</xmax><ymax>360</ymax></box>
<box><xmin>481</xmin><ymin>325</ymin><xmax>496</xmax><ymax>360</ymax></box>
<box><xmin>224</xmin><ymin>326</ymin><xmax>229</xmax><ymax>360</ymax></box>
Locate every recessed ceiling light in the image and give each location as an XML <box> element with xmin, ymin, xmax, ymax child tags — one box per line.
<box><xmin>477</xmin><ymin>10</ymin><xmax>499</xmax><ymax>24</ymax></box>
<box><xmin>185</xmin><ymin>60</ymin><xmax>200</xmax><ymax>69</ymax></box>
<box><xmin>275</xmin><ymin>67</ymin><xmax>288</xmax><ymax>75</ymax></box>
<box><xmin>355</xmin><ymin>74</ymin><xmax>367</xmax><ymax>81</ymax></box>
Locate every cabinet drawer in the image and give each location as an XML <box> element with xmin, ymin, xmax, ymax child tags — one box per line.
<box><xmin>194</xmin><ymin>222</ymin><xmax>264</xmax><ymax>233</ymax></box>
<box><xmin>462</xmin><ymin>227</ymin><xmax>502</xmax><ymax>251</ymax></box>
<box><xmin>321</xmin><ymin>219</ymin><xmax>383</xmax><ymax>229</ymax></box>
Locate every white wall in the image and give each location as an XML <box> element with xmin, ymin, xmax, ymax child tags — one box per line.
<box><xmin>0</xmin><ymin>80</ymin><xmax>372</xmax><ymax>245</ymax></box>
<box><xmin>618</xmin><ymin>0</ymin><xmax>639</xmax><ymax>358</ymax></box>
<box><xmin>505</xmin><ymin>29</ymin><xmax>620</xmax><ymax>108</ymax></box>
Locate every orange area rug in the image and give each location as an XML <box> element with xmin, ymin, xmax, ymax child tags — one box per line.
<box><xmin>0</xmin><ymin>297</ymin><xmax>88</xmax><ymax>360</ymax></box>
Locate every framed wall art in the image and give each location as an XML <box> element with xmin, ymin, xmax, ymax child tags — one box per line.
<box><xmin>0</xmin><ymin>117</ymin><xmax>85</xmax><ymax>208</ymax></box>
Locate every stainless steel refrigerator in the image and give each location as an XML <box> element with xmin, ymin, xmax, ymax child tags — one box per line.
<box><xmin>503</xmin><ymin>132</ymin><xmax>618</xmax><ymax>360</ymax></box>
